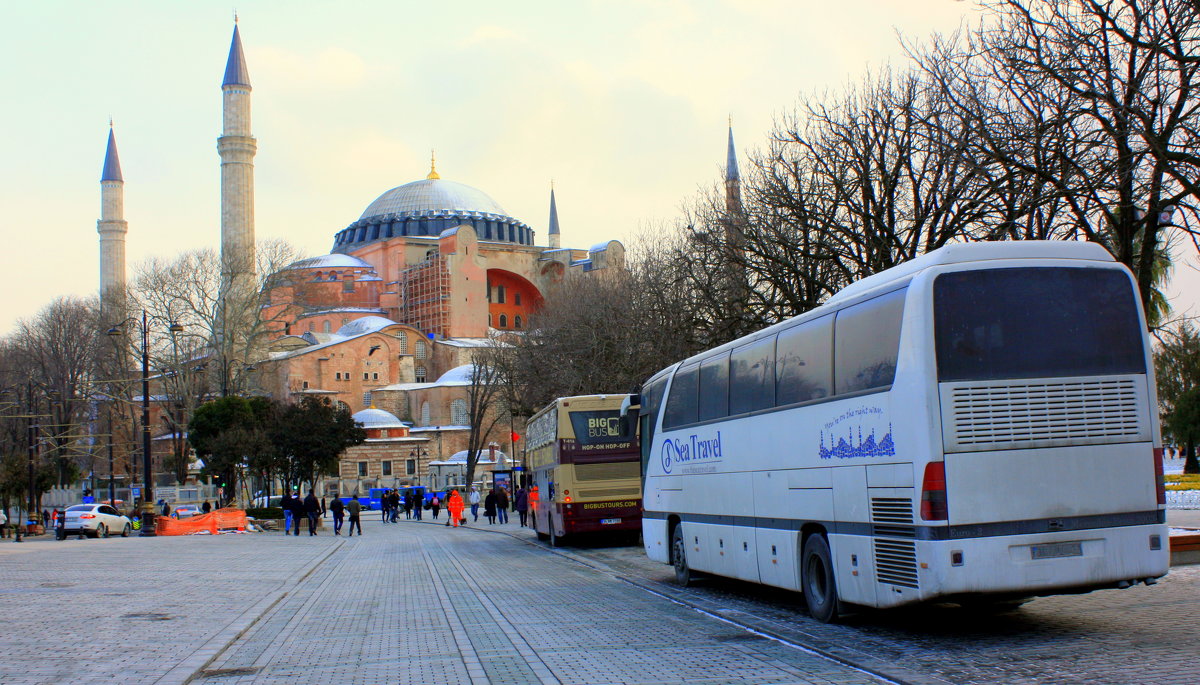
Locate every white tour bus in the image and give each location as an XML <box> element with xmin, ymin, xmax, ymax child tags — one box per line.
<box><xmin>632</xmin><ymin>241</ymin><xmax>1169</xmax><ymax>622</ymax></box>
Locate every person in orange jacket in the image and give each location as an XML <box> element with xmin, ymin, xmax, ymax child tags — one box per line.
<box><xmin>446</xmin><ymin>489</ymin><xmax>465</xmax><ymax>528</ymax></box>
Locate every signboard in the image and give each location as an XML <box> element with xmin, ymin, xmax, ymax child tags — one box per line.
<box><xmin>131</xmin><ymin>487</ymin><xmax>141</xmax><ymax>498</ymax></box>
<box><xmin>493</xmin><ymin>470</ymin><xmax>512</xmax><ymax>492</ymax></box>
<box><xmin>81</xmin><ymin>496</ymin><xmax>95</xmax><ymax>504</ymax></box>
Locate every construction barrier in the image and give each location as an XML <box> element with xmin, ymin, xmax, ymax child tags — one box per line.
<box><xmin>154</xmin><ymin>508</ymin><xmax>248</xmax><ymax>536</ymax></box>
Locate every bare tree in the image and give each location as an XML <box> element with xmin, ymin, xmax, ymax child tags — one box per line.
<box><xmin>462</xmin><ymin>341</ymin><xmax>512</xmax><ymax>489</ymax></box>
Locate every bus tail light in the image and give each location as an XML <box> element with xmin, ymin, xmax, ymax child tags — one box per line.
<box><xmin>920</xmin><ymin>462</ymin><xmax>948</xmax><ymax>521</ymax></box>
<box><xmin>1153</xmin><ymin>447</ymin><xmax>1166</xmax><ymax>505</ymax></box>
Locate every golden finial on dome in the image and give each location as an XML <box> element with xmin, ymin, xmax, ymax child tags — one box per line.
<box><xmin>427</xmin><ymin>149</ymin><xmax>440</xmax><ymax>180</ymax></box>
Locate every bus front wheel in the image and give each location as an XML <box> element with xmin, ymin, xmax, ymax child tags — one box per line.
<box><xmin>802</xmin><ymin>534</ymin><xmax>839</xmax><ymax>623</ymax></box>
<box><xmin>671</xmin><ymin>525</ymin><xmax>693</xmax><ymax>587</ymax></box>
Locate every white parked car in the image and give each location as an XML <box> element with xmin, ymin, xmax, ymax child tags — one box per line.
<box><xmin>172</xmin><ymin>504</ymin><xmax>203</xmax><ymax>519</ymax></box>
<box><xmin>62</xmin><ymin>504</ymin><xmax>132</xmax><ymax>538</ymax></box>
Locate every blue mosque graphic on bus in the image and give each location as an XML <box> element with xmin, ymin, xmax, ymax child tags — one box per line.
<box><xmin>819</xmin><ymin>424</ymin><xmax>896</xmax><ymax>460</ymax></box>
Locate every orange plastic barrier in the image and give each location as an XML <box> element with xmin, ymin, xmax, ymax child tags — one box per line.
<box><xmin>154</xmin><ymin>508</ymin><xmax>248</xmax><ymax>536</ymax></box>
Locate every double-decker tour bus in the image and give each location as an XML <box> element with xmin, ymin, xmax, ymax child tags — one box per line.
<box><xmin>627</xmin><ymin>241</ymin><xmax>1169</xmax><ymax>622</ymax></box>
<box><xmin>527</xmin><ymin>394</ymin><xmax>641</xmax><ymax>546</ymax></box>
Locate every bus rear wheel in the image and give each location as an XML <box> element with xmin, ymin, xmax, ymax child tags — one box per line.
<box><xmin>671</xmin><ymin>525</ymin><xmax>693</xmax><ymax>587</ymax></box>
<box><xmin>802</xmin><ymin>534</ymin><xmax>839</xmax><ymax>623</ymax></box>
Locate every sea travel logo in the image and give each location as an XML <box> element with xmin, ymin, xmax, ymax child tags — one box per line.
<box><xmin>661</xmin><ymin>432</ymin><xmax>723</xmax><ymax>474</ymax></box>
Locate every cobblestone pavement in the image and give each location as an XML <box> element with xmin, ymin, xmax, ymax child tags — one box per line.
<box><xmin>0</xmin><ymin>519</ymin><xmax>888</xmax><ymax>685</ymax></box>
<box><xmin>511</xmin><ymin>522</ymin><xmax>1200</xmax><ymax>685</ymax></box>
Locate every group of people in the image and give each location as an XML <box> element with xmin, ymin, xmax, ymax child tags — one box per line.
<box><xmin>275</xmin><ymin>484</ymin><xmax>532</xmax><ymax>537</ymax></box>
<box><xmin>281</xmin><ymin>490</ymin><xmax>333</xmax><ymax>536</ymax></box>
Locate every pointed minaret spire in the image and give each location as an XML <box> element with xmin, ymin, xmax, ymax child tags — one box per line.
<box><xmin>98</xmin><ymin>123</ymin><xmax>128</xmax><ymax>304</ymax></box>
<box><xmin>548</xmin><ymin>180</ymin><xmax>561</xmax><ymax>249</ymax></box>
<box><xmin>427</xmin><ymin>150</ymin><xmax>440</xmax><ymax>180</ymax></box>
<box><xmin>223</xmin><ymin>23</ymin><xmax>251</xmax><ymax>87</ymax></box>
<box><xmin>101</xmin><ymin>123</ymin><xmax>123</xmax><ymax>182</ymax></box>
<box><xmin>724</xmin><ymin>117</ymin><xmax>742</xmax><ymax>212</ymax></box>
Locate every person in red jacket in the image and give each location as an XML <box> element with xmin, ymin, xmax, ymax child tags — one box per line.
<box><xmin>446</xmin><ymin>489</ymin><xmax>465</xmax><ymax>527</ymax></box>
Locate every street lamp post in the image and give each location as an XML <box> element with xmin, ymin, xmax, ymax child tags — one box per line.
<box><xmin>108</xmin><ymin>310</ymin><xmax>183</xmax><ymax>537</ymax></box>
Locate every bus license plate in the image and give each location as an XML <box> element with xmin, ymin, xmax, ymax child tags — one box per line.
<box><xmin>1030</xmin><ymin>541</ymin><xmax>1082</xmax><ymax>560</ymax></box>
<box><xmin>600</xmin><ymin>518</ymin><xmax>621</xmax><ymax>525</ymax></box>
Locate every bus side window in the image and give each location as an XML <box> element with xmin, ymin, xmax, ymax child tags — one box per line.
<box><xmin>730</xmin><ymin>336</ymin><xmax>776</xmax><ymax>415</ymax></box>
<box><xmin>663</xmin><ymin>364</ymin><xmax>699</xmax><ymax>428</ymax></box>
<box><xmin>776</xmin><ymin>315</ymin><xmax>833</xmax><ymax>405</ymax></box>
<box><xmin>698</xmin><ymin>352</ymin><xmax>730</xmax><ymax>421</ymax></box>
<box><xmin>834</xmin><ymin>288</ymin><xmax>906</xmax><ymax>395</ymax></box>
<box><xmin>640</xmin><ymin>377</ymin><xmax>668</xmax><ymax>478</ymax></box>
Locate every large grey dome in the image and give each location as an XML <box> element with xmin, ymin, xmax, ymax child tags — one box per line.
<box><xmin>359</xmin><ymin>179</ymin><xmax>509</xmax><ymax>220</ymax></box>
<box><xmin>333</xmin><ymin>176</ymin><xmax>534</xmax><ymax>252</ymax></box>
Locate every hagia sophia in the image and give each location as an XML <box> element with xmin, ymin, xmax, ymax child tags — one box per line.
<box><xmin>96</xmin><ymin>24</ymin><xmax>741</xmax><ymax>497</ymax></box>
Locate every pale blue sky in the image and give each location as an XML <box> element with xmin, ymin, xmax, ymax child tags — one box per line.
<box><xmin>2</xmin><ymin>0</ymin><xmax>1195</xmax><ymax>333</ymax></box>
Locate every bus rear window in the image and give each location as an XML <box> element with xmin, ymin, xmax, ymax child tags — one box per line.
<box><xmin>934</xmin><ymin>267</ymin><xmax>1146</xmax><ymax>382</ymax></box>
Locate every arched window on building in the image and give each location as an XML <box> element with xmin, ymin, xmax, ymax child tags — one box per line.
<box><xmin>420</xmin><ymin>401</ymin><xmax>431</xmax><ymax>426</ymax></box>
<box><xmin>498</xmin><ymin>314</ymin><xmax>508</xmax><ymax>328</ymax></box>
<box><xmin>416</xmin><ymin>340</ymin><xmax>427</xmax><ymax>359</ymax></box>
<box><xmin>323</xmin><ymin>321</ymin><xmax>332</xmax><ymax>333</ymax></box>
<box><xmin>398</xmin><ymin>334</ymin><xmax>408</xmax><ymax>355</ymax></box>
<box><xmin>416</xmin><ymin>366</ymin><xmax>427</xmax><ymax>383</ymax></box>
<box><xmin>514</xmin><ymin>315</ymin><xmax>522</xmax><ymax>329</ymax></box>
<box><xmin>451</xmin><ymin>399</ymin><xmax>468</xmax><ymax>425</ymax></box>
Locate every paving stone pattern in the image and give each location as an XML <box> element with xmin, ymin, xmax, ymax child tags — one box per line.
<box><xmin>0</xmin><ymin>520</ymin><xmax>890</xmax><ymax>684</ymax></box>
<box><xmin>570</xmin><ymin>532</ymin><xmax>1200</xmax><ymax>685</ymax></box>
<box><xmin>199</xmin><ymin>523</ymin><xmax>884</xmax><ymax>684</ymax></box>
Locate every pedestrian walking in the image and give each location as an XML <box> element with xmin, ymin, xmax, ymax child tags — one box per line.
<box><xmin>495</xmin><ymin>487</ymin><xmax>510</xmax><ymax>524</ymax></box>
<box><xmin>304</xmin><ymin>490</ymin><xmax>321</xmax><ymax>535</ymax></box>
<box><xmin>320</xmin><ymin>496</ymin><xmax>327</xmax><ymax>518</ymax></box>
<box><xmin>346</xmin><ymin>496</ymin><xmax>362</xmax><ymax>536</ymax></box>
<box><xmin>484</xmin><ymin>490</ymin><xmax>497</xmax><ymax>525</ymax></box>
<box><xmin>431</xmin><ymin>494</ymin><xmax>441</xmax><ymax>520</ymax></box>
<box><xmin>469</xmin><ymin>487</ymin><xmax>480</xmax><ymax>522</ymax></box>
<box><xmin>389</xmin><ymin>490</ymin><xmax>400</xmax><ymax>523</ymax></box>
<box><xmin>447</xmin><ymin>489</ymin><xmax>465</xmax><ymax>527</ymax></box>
<box><xmin>381</xmin><ymin>491</ymin><xmax>391</xmax><ymax>523</ymax></box>
<box><xmin>412</xmin><ymin>491</ymin><xmax>423</xmax><ymax>521</ymax></box>
<box><xmin>515</xmin><ymin>486</ymin><xmax>529</xmax><ymax>527</ymax></box>
<box><xmin>202</xmin><ymin>500</ymin><xmax>212</xmax><ymax>514</ymax></box>
<box><xmin>403</xmin><ymin>491</ymin><xmax>413</xmax><ymax>520</ymax></box>
<box><xmin>288</xmin><ymin>491</ymin><xmax>304</xmax><ymax>536</ymax></box>
<box><xmin>160</xmin><ymin>501</ymin><xmax>170</xmax><ymax>518</ymax></box>
<box><xmin>281</xmin><ymin>492</ymin><xmax>294</xmax><ymax>532</ymax></box>
<box><xmin>329</xmin><ymin>496</ymin><xmax>345</xmax><ymax>535</ymax></box>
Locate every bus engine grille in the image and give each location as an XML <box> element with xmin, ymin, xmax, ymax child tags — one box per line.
<box><xmin>874</xmin><ymin>538</ymin><xmax>919</xmax><ymax>589</ymax></box>
<box><xmin>943</xmin><ymin>377</ymin><xmax>1148</xmax><ymax>451</ymax></box>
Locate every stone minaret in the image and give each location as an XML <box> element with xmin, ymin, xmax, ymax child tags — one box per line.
<box><xmin>98</xmin><ymin>124</ymin><xmax>127</xmax><ymax>303</ymax></box>
<box><xmin>547</xmin><ymin>181</ymin><xmax>561</xmax><ymax>249</ymax></box>
<box><xmin>722</xmin><ymin>119</ymin><xmax>748</xmax><ymax>336</ymax></box>
<box><xmin>219</xmin><ymin>23</ymin><xmax>256</xmax><ymax>294</ymax></box>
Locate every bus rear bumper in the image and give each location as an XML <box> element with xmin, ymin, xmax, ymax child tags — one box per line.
<box><xmin>901</xmin><ymin>523</ymin><xmax>1170</xmax><ymax>606</ymax></box>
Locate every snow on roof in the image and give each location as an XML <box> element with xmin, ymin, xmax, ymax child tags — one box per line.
<box><xmin>336</xmin><ymin>315</ymin><xmax>401</xmax><ymax>337</ymax></box>
<box><xmin>429</xmin><ymin>449</ymin><xmax>506</xmax><ymax>465</ymax></box>
<box><xmin>409</xmin><ymin>425</ymin><xmax>471</xmax><ymax>433</ymax></box>
<box><xmin>433</xmin><ymin>364</ymin><xmax>475</xmax><ymax>386</ymax></box>
<box><xmin>288</xmin><ymin>254</ymin><xmax>375</xmax><ymax>270</ymax></box>
<box><xmin>436</xmin><ymin>338</ymin><xmax>494</xmax><ymax>348</ymax></box>
<box><xmin>351</xmin><ymin>407</ymin><xmax>409</xmax><ymax>429</ymax></box>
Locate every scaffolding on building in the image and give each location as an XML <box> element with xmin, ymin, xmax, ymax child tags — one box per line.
<box><xmin>398</xmin><ymin>255</ymin><xmax>451</xmax><ymax>338</ymax></box>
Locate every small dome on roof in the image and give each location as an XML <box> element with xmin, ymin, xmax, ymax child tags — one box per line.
<box><xmin>351</xmin><ymin>407</ymin><xmax>408</xmax><ymax>430</ymax></box>
<box><xmin>336</xmin><ymin>316</ymin><xmax>400</xmax><ymax>338</ymax></box>
<box><xmin>289</xmin><ymin>254</ymin><xmax>375</xmax><ymax>270</ymax></box>
<box><xmin>434</xmin><ymin>364</ymin><xmax>475</xmax><ymax>386</ymax></box>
